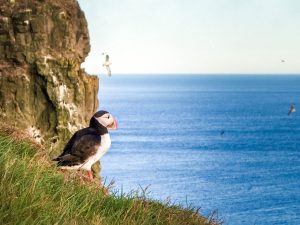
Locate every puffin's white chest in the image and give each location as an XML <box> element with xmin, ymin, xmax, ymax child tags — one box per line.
<box><xmin>81</xmin><ymin>134</ymin><xmax>111</xmax><ymax>170</ymax></box>
<box><xmin>97</xmin><ymin>133</ymin><xmax>111</xmax><ymax>156</ymax></box>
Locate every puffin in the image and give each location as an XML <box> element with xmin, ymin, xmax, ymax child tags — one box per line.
<box><xmin>52</xmin><ymin>110</ymin><xmax>118</xmax><ymax>180</ymax></box>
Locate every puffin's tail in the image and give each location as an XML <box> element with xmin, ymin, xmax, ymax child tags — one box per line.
<box><xmin>52</xmin><ymin>154</ymin><xmax>81</xmax><ymax>167</ymax></box>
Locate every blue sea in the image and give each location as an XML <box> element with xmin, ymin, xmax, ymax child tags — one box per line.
<box><xmin>98</xmin><ymin>75</ymin><xmax>300</xmax><ymax>225</ymax></box>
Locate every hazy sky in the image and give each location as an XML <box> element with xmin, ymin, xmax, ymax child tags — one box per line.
<box><xmin>78</xmin><ymin>0</ymin><xmax>300</xmax><ymax>74</ymax></box>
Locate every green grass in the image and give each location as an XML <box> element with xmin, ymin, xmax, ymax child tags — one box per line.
<box><xmin>0</xmin><ymin>130</ymin><xmax>220</xmax><ymax>225</ymax></box>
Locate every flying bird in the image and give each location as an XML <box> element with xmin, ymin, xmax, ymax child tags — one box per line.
<box><xmin>102</xmin><ymin>53</ymin><xmax>112</xmax><ymax>76</ymax></box>
<box><xmin>53</xmin><ymin>110</ymin><xmax>118</xmax><ymax>180</ymax></box>
<box><xmin>281</xmin><ymin>59</ymin><xmax>285</xmax><ymax>63</ymax></box>
<box><xmin>220</xmin><ymin>130</ymin><xmax>225</xmax><ymax>137</ymax></box>
<box><xmin>288</xmin><ymin>103</ymin><xmax>296</xmax><ymax>116</ymax></box>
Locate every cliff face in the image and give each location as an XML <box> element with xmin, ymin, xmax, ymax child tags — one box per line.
<box><xmin>0</xmin><ymin>0</ymin><xmax>99</xmax><ymax>157</ymax></box>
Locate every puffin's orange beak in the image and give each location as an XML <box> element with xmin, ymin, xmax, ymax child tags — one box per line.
<box><xmin>107</xmin><ymin>117</ymin><xmax>118</xmax><ymax>130</ymax></box>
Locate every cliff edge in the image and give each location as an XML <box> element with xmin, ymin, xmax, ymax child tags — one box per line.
<box><xmin>0</xmin><ymin>0</ymin><xmax>99</xmax><ymax>157</ymax></box>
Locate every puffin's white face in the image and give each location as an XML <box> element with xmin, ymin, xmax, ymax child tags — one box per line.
<box><xmin>95</xmin><ymin>113</ymin><xmax>118</xmax><ymax>130</ymax></box>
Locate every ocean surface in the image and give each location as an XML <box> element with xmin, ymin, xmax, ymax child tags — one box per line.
<box><xmin>98</xmin><ymin>75</ymin><xmax>300</xmax><ymax>225</ymax></box>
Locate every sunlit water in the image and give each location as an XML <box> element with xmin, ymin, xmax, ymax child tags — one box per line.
<box><xmin>98</xmin><ymin>75</ymin><xmax>300</xmax><ymax>225</ymax></box>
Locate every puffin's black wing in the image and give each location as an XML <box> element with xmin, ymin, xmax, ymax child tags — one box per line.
<box><xmin>56</xmin><ymin>131</ymin><xmax>79</xmax><ymax>157</ymax></box>
<box><xmin>53</xmin><ymin>128</ymin><xmax>101</xmax><ymax>167</ymax></box>
<box><xmin>56</xmin><ymin>134</ymin><xmax>101</xmax><ymax>167</ymax></box>
<box><xmin>52</xmin><ymin>128</ymin><xmax>86</xmax><ymax>159</ymax></box>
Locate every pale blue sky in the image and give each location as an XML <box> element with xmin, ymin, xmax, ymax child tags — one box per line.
<box><xmin>78</xmin><ymin>0</ymin><xmax>300</xmax><ymax>74</ymax></box>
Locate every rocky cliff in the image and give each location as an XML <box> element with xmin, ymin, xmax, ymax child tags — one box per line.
<box><xmin>0</xmin><ymin>0</ymin><xmax>99</xmax><ymax>159</ymax></box>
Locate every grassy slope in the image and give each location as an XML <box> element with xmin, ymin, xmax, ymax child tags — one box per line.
<box><xmin>0</xmin><ymin>127</ymin><xmax>219</xmax><ymax>225</ymax></box>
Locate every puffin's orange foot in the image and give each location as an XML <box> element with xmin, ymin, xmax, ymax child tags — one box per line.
<box><xmin>87</xmin><ymin>170</ymin><xmax>93</xmax><ymax>180</ymax></box>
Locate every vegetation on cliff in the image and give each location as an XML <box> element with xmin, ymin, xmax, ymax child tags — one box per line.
<box><xmin>0</xmin><ymin>126</ymin><xmax>219</xmax><ymax>225</ymax></box>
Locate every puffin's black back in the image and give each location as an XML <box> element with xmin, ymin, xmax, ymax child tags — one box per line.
<box><xmin>57</xmin><ymin>127</ymin><xmax>97</xmax><ymax>157</ymax></box>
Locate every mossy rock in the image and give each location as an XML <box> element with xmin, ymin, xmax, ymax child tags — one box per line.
<box><xmin>0</xmin><ymin>0</ymin><xmax>100</xmax><ymax>176</ymax></box>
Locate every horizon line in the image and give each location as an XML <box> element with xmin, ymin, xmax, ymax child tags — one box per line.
<box><xmin>89</xmin><ymin>72</ymin><xmax>300</xmax><ymax>76</ymax></box>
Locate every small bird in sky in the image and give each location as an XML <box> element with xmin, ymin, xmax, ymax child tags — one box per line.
<box><xmin>102</xmin><ymin>53</ymin><xmax>112</xmax><ymax>76</ymax></box>
<box><xmin>288</xmin><ymin>103</ymin><xmax>296</xmax><ymax>116</ymax></box>
<box><xmin>281</xmin><ymin>59</ymin><xmax>286</xmax><ymax>63</ymax></box>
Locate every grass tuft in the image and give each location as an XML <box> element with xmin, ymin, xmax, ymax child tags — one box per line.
<box><xmin>0</xmin><ymin>125</ymin><xmax>220</xmax><ymax>225</ymax></box>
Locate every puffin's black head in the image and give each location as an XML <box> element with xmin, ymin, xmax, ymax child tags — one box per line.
<box><xmin>89</xmin><ymin>110</ymin><xmax>118</xmax><ymax>134</ymax></box>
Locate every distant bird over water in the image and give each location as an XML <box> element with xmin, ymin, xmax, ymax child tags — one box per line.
<box><xmin>288</xmin><ymin>103</ymin><xmax>296</xmax><ymax>116</ymax></box>
<box><xmin>220</xmin><ymin>130</ymin><xmax>225</xmax><ymax>137</ymax></box>
<box><xmin>53</xmin><ymin>110</ymin><xmax>118</xmax><ymax>180</ymax></box>
<box><xmin>102</xmin><ymin>53</ymin><xmax>112</xmax><ymax>76</ymax></box>
<box><xmin>281</xmin><ymin>59</ymin><xmax>286</xmax><ymax>63</ymax></box>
